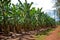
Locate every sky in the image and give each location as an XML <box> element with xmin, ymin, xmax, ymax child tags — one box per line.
<box><xmin>11</xmin><ymin>0</ymin><xmax>56</xmax><ymax>11</ymax></box>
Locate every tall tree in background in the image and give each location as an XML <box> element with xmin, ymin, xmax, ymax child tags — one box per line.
<box><xmin>55</xmin><ymin>0</ymin><xmax>60</xmax><ymax>21</ymax></box>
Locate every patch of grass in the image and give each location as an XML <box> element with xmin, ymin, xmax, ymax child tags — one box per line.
<box><xmin>37</xmin><ymin>28</ymin><xmax>54</xmax><ymax>35</ymax></box>
<box><xmin>56</xmin><ymin>26</ymin><xmax>60</xmax><ymax>36</ymax></box>
<box><xmin>35</xmin><ymin>28</ymin><xmax>55</xmax><ymax>40</ymax></box>
<box><xmin>58</xmin><ymin>32</ymin><xmax>60</xmax><ymax>36</ymax></box>
<box><xmin>35</xmin><ymin>35</ymin><xmax>46</xmax><ymax>40</ymax></box>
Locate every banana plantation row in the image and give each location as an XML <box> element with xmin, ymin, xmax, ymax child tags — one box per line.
<box><xmin>0</xmin><ymin>0</ymin><xmax>56</xmax><ymax>34</ymax></box>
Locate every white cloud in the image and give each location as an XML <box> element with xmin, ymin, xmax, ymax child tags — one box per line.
<box><xmin>11</xmin><ymin>0</ymin><xmax>55</xmax><ymax>11</ymax></box>
<box><xmin>11</xmin><ymin>0</ymin><xmax>18</xmax><ymax>4</ymax></box>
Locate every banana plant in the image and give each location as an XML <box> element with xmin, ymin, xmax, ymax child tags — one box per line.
<box><xmin>0</xmin><ymin>0</ymin><xmax>56</xmax><ymax>33</ymax></box>
<box><xmin>0</xmin><ymin>0</ymin><xmax>11</xmax><ymax>34</ymax></box>
<box><xmin>18</xmin><ymin>0</ymin><xmax>34</xmax><ymax>31</ymax></box>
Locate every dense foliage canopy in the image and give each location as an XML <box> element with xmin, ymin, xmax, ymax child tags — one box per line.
<box><xmin>0</xmin><ymin>0</ymin><xmax>56</xmax><ymax>34</ymax></box>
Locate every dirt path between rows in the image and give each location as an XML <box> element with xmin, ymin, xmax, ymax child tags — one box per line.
<box><xmin>45</xmin><ymin>26</ymin><xmax>60</xmax><ymax>40</ymax></box>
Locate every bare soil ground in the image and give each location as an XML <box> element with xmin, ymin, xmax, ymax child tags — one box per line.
<box><xmin>45</xmin><ymin>25</ymin><xmax>60</xmax><ymax>40</ymax></box>
<box><xmin>0</xmin><ymin>26</ymin><xmax>60</xmax><ymax>40</ymax></box>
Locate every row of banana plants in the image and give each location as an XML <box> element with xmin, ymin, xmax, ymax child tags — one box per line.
<box><xmin>0</xmin><ymin>0</ymin><xmax>56</xmax><ymax>34</ymax></box>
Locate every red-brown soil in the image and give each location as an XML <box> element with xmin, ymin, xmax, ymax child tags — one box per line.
<box><xmin>45</xmin><ymin>26</ymin><xmax>60</xmax><ymax>40</ymax></box>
